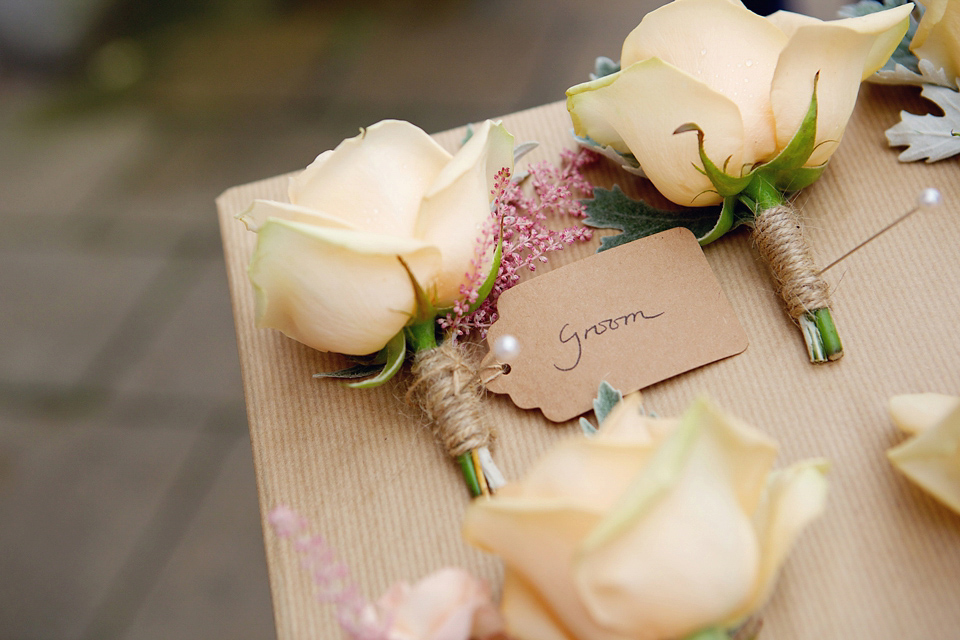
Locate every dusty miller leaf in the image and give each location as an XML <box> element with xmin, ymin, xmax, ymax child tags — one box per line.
<box><xmin>886</xmin><ymin>84</ymin><xmax>960</xmax><ymax>162</ymax></box>
<box><xmin>579</xmin><ymin>417</ymin><xmax>599</xmax><ymax>436</ymax></box>
<box><xmin>574</xmin><ymin>134</ymin><xmax>646</xmax><ymax>177</ymax></box>
<box><xmin>872</xmin><ymin>57</ymin><xmax>958</xmax><ymax>88</ymax></box>
<box><xmin>593</xmin><ymin>381</ymin><xmax>623</xmax><ymax>426</ymax></box>
<box><xmin>580</xmin><ymin>381</ymin><xmax>623</xmax><ymax>435</ymax></box>
<box><xmin>590</xmin><ymin>56</ymin><xmax>620</xmax><ymax>80</ymax></box>
<box><xmin>583</xmin><ymin>186</ymin><xmax>730</xmax><ymax>251</ymax></box>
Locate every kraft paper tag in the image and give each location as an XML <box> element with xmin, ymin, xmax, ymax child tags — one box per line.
<box><xmin>484</xmin><ymin>228</ymin><xmax>748</xmax><ymax>422</ymax></box>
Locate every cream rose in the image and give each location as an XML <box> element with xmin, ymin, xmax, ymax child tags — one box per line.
<box><xmin>911</xmin><ymin>0</ymin><xmax>960</xmax><ymax>82</ymax></box>
<box><xmin>887</xmin><ymin>393</ymin><xmax>960</xmax><ymax>514</ymax></box>
<box><xmin>239</xmin><ymin>119</ymin><xmax>514</xmax><ymax>356</ymax></box>
<box><xmin>376</xmin><ymin>567</ymin><xmax>505</xmax><ymax>640</ymax></box>
<box><xmin>566</xmin><ymin>0</ymin><xmax>912</xmax><ymax>206</ymax></box>
<box><xmin>463</xmin><ymin>395</ymin><xmax>829</xmax><ymax>640</ymax></box>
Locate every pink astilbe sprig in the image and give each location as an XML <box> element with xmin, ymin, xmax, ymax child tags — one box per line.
<box><xmin>269</xmin><ymin>506</ymin><xmax>388</xmax><ymax>640</ymax></box>
<box><xmin>440</xmin><ymin>148</ymin><xmax>598</xmax><ymax>340</ymax></box>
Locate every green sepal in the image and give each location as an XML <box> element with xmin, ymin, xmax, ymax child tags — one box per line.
<box><xmin>345</xmin><ymin>330</ymin><xmax>407</xmax><ymax>389</ymax></box>
<box><xmin>674</xmin><ymin>123</ymin><xmax>753</xmax><ymax>197</ymax></box>
<box><xmin>770</xmin><ymin>163</ymin><xmax>827</xmax><ymax>192</ymax></box>
<box><xmin>757</xmin><ymin>72</ymin><xmax>820</xmax><ymax>177</ymax></box>
<box><xmin>398</xmin><ymin>256</ymin><xmax>438</xmax><ymax>324</ymax></box>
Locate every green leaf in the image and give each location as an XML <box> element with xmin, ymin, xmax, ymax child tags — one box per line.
<box><xmin>583</xmin><ymin>185</ymin><xmax>727</xmax><ymax>250</ymax></box>
<box><xmin>593</xmin><ymin>381</ymin><xmax>623</xmax><ymax>426</ymax></box>
<box><xmin>313</xmin><ymin>363</ymin><xmax>386</xmax><ymax>380</ymax></box>
<box><xmin>886</xmin><ymin>83</ymin><xmax>960</xmax><ymax>162</ymax></box>
<box><xmin>467</xmin><ymin>235</ymin><xmax>502</xmax><ymax>314</ymax></box>
<box><xmin>346</xmin><ymin>331</ymin><xmax>406</xmax><ymax>388</ymax></box>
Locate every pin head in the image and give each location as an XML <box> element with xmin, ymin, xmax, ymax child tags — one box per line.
<box><xmin>493</xmin><ymin>334</ymin><xmax>521</xmax><ymax>363</ymax></box>
<box><xmin>919</xmin><ymin>187</ymin><xmax>942</xmax><ymax>210</ymax></box>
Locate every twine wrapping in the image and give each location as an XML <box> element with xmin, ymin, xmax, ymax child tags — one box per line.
<box><xmin>753</xmin><ymin>203</ymin><xmax>831</xmax><ymax>320</ymax></box>
<box><xmin>407</xmin><ymin>340</ymin><xmax>491</xmax><ymax>458</ymax></box>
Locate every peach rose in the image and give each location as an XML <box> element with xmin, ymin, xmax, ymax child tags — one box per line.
<box><xmin>464</xmin><ymin>395</ymin><xmax>829</xmax><ymax>640</ymax></box>
<box><xmin>376</xmin><ymin>567</ymin><xmax>505</xmax><ymax>640</ymax></box>
<box><xmin>239</xmin><ymin>119</ymin><xmax>513</xmax><ymax>355</ymax></box>
<box><xmin>911</xmin><ymin>0</ymin><xmax>960</xmax><ymax>82</ymax></box>
<box><xmin>566</xmin><ymin>0</ymin><xmax>912</xmax><ymax>206</ymax></box>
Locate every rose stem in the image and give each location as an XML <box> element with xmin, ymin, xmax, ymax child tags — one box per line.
<box><xmin>746</xmin><ymin>179</ymin><xmax>843</xmax><ymax>364</ymax></box>
<box><xmin>407</xmin><ymin>320</ymin><xmax>485</xmax><ymax>496</ymax></box>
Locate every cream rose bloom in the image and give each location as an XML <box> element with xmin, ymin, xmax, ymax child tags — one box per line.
<box><xmin>376</xmin><ymin>567</ymin><xmax>505</xmax><ymax>640</ymax></box>
<box><xmin>887</xmin><ymin>393</ymin><xmax>960</xmax><ymax>514</ymax></box>
<box><xmin>463</xmin><ymin>395</ymin><xmax>829</xmax><ymax>640</ymax></box>
<box><xmin>911</xmin><ymin>0</ymin><xmax>960</xmax><ymax>82</ymax></box>
<box><xmin>566</xmin><ymin>0</ymin><xmax>913</xmax><ymax>206</ymax></box>
<box><xmin>239</xmin><ymin>119</ymin><xmax>514</xmax><ymax>355</ymax></box>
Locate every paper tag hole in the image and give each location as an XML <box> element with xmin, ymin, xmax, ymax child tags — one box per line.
<box><xmin>501</xmin><ymin>364</ymin><xmax>512</xmax><ymax>375</ymax></box>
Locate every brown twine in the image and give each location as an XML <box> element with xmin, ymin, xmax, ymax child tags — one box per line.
<box><xmin>753</xmin><ymin>203</ymin><xmax>831</xmax><ymax>320</ymax></box>
<box><xmin>406</xmin><ymin>340</ymin><xmax>491</xmax><ymax>458</ymax></box>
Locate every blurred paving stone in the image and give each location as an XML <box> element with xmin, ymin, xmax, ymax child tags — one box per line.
<box><xmin>332</xmin><ymin>4</ymin><xmax>548</xmax><ymax>118</ymax></box>
<box><xmin>0</xmin><ymin>405</ymin><xmax>208</xmax><ymax>640</ymax></box>
<box><xmin>122</xmin><ymin>435</ymin><xmax>275</xmax><ymax>640</ymax></box>
<box><xmin>120</xmin><ymin>258</ymin><xmax>244</xmax><ymax>404</ymax></box>
<box><xmin>0</xmin><ymin>109</ymin><xmax>152</xmax><ymax>221</ymax></box>
<box><xmin>143</xmin><ymin>16</ymin><xmax>332</xmax><ymax>119</ymax></box>
<box><xmin>0</xmin><ymin>250</ymin><xmax>170</xmax><ymax>387</ymax></box>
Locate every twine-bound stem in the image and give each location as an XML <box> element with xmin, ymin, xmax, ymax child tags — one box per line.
<box><xmin>407</xmin><ymin>340</ymin><xmax>492</xmax><ymax>460</ymax></box>
<box><xmin>752</xmin><ymin>202</ymin><xmax>843</xmax><ymax>363</ymax></box>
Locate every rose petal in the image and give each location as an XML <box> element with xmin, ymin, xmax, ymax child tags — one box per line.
<box><xmin>463</xmin><ymin>504</ymin><xmax>608</xmax><ymax>640</ymax></box>
<box><xmin>384</xmin><ymin>568</ymin><xmax>488</xmax><ymax>640</ymax></box>
<box><xmin>237</xmin><ymin>199</ymin><xmax>358</xmax><ymax>233</ymax></box>
<box><xmin>568</xmin><ymin>58</ymin><xmax>746</xmax><ymax>206</ymax></box>
<box><xmin>770</xmin><ymin>4</ymin><xmax>912</xmax><ymax>165</ymax></box>
<box><xmin>416</xmin><ymin>120</ymin><xmax>515</xmax><ymax>305</ymax></box>
<box><xmin>499</xmin><ymin>571</ymin><xmax>576</xmax><ymax>640</ymax></box>
<box><xmin>729</xmin><ymin>459</ymin><xmax>829</xmax><ymax>622</ymax></box>
<box><xmin>889</xmin><ymin>393</ymin><xmax>960</xmax><ymax>435</ymax></box>
<box><xmin>888</xmin><ymin>404</ymin><xmax>960</xmax><ymax>515</ymax></box>
<box><xmin>248</xmin><ymin>218</ymin><xmax>440</xmax><ymax>355</ymax></box>
<box><xmin>911</xmin><ymin>0</ymin><xmax>960</xmax><ymax>82</ymax></box>
<box><xmin>575</xmin><ymin>403</ymin><xmax>767</xmax><ymax>639</ymax></box>
<box><xmin>621</xmin><ymin>0</ymin><xmax>786</xmax><ymax>162</ymax></box>
<box><xmin>289</xmin><ymin>119</ymin><xmax>452</xmax><ymax>238</ymax></box>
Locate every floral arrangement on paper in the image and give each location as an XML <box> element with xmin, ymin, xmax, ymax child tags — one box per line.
<box><xmin>886</xmin><ymin>393</ymin><xmax>960</xmax><ymax>514</ymax></box>
<box><xmin>272</xmin><ymin>392</ymin><xmax>829</xmax><ymax>640</ymax></box>
<box><xmin>842</xmin><ymin>0</ymin><xmax>960</xmax><ymax>162</ymax></box>
<box><xmin>567</xmin><ymin>0</ymin><xmax>913</xmax><ymax>363</ymax></box>
<box><xmin>239</xmin><ymin>119</ymin><xmax>593</xmax><ymax>496</ymax></box>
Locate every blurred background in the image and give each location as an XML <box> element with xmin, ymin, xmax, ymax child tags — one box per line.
<box><xmin>0</xmin><ymin>0</ymin><xmax>844</xmax><ymax>637</ymax></box>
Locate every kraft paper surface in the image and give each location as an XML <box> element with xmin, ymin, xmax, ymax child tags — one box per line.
<box><xmin>218</xmin><ymin>86</ymin><xmax>960</xmax><ymax>639</ymax></box>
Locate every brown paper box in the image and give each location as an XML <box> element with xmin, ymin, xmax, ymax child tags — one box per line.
<box><xmin>218</xmin><ymin>88</ymin><xmax>960</xmax><ymax>639</ymax></box>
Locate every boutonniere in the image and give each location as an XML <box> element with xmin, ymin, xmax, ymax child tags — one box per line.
<box><xmin>567</xmin><ymin>0</ymin><xmax>913</xmax><ymax>363</ymax></box>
